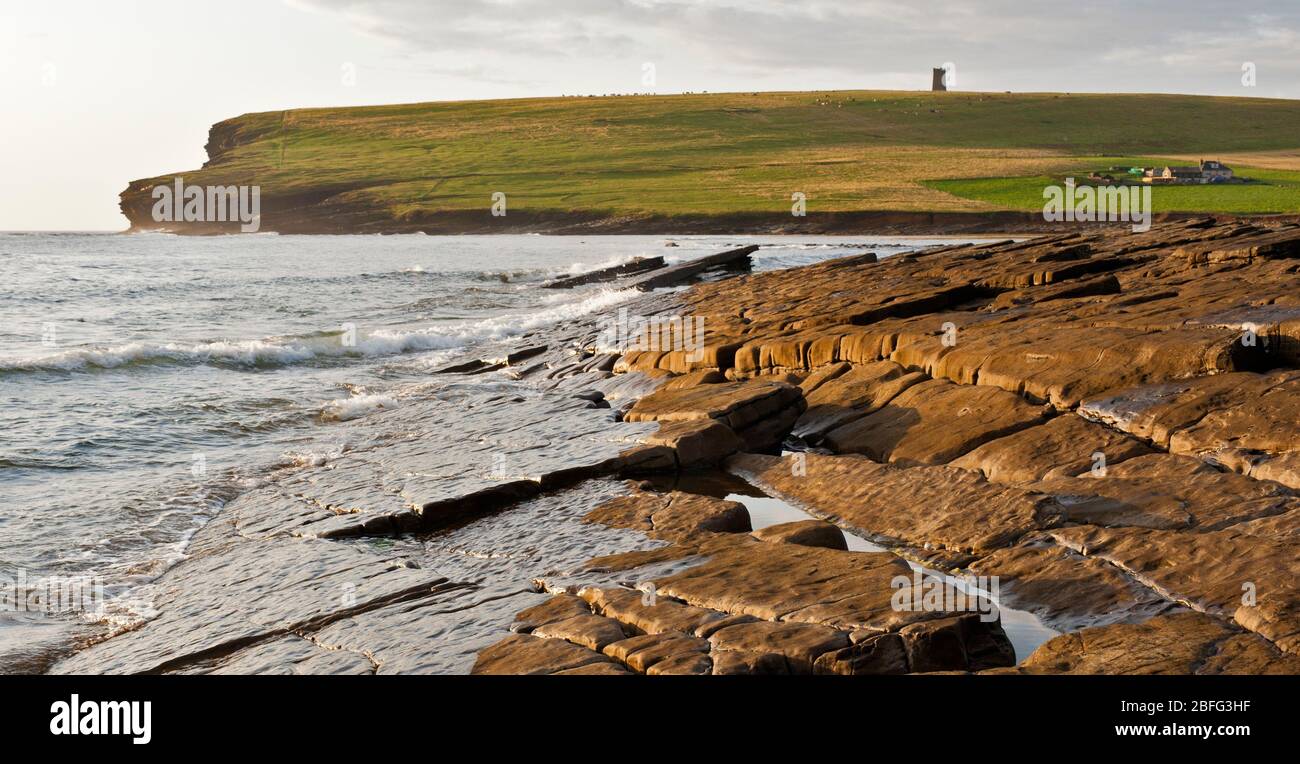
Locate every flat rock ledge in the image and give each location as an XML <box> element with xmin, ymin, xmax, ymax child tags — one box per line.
<box><xmin>479</xmin><ymin>219</ymin><xmax>1300</xmax><ymax>674</ymax></box>
<box><xmin>55</xmin><ymin>220</ymin><xmax>1300</xmax><ymax>675</ymax></box>
<box><xmin>473</xmin><ymin>491</ymin><xmax>1016</xmax><ymax>675</ymax></box>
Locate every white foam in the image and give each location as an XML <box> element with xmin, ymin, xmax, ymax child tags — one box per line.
<box><xmin>280</xmin><ymin>445</ymin><xmax>350</xmax><ymax>467</ymax></box>
<box><xmin>321</xmin><ymin>393</ymin><xmax>400</xmax><ymax>421</ymax></box>
<box><xmin>0</xmin><ymin>339</ymin><xmax>317</xmax><ymax>372</ymax></box>
<box><xmin>562</xmin><ymin>253</ymin><xmax>648</xmax><ymax>276</ymax></box>
<box><xmin>0</xmin><ymin>287</ymin><xmax>640</xmax><ymax>374</ymax></box>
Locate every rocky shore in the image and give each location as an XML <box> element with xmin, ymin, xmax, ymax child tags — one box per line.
<box><xmin>54</xmin><ymin>218</ymin><xmax>1300</xmax><ymax>675</ymax></box>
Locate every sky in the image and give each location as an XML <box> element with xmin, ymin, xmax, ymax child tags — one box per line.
<box><xmin>2</xmin><ymin>0</ymin><xmax>1298</xmax><ymax>231</ymax></box>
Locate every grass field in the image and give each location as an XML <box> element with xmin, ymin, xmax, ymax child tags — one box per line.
<box><xmin>924</xmin><ymin>160</ymin><xmax>1300</xmax><ymax>214</ymax></box>
<box><xmin>140</xmin><ymin>90</ymin><xmax>1300</xmax><ymax>219</ymax></box>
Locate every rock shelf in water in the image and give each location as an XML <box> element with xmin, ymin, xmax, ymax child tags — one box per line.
<box><xmin>54</xmin><ymin>220</ymin><xmax>1300</xmax><ymax>675</ymax></box>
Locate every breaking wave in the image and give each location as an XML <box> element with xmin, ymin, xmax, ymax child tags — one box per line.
<box><xmin>0</xmin><ymin>287</ymin><xmax>640</xmax><ymax>374</ymax></box>
<box><xmin>320</xmin><ymin>392</ymin><xmax>400</xmax><ymax>421</ymax></box>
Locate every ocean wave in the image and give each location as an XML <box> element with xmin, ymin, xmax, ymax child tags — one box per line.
<box><xmin>279</xmin><ymin>445</ymin><xmax>351</xmax><ymax>468</ymax></box>
<box><xmin>375</xmin><ymin>266</ymin><xmax>547</xmax><ymax>282</ymax></box>
<box><xmin>0</xmin><ymin>287</ymin><xmax>640</xmax><ymax>374</ymax></box>
<box><xmin>0</xmin><ymin>455</ymin><xmax>85</xmax><ymax>470</ymax></box>
<box><xmin>320</xmin><ymin>392</ymin><xmax>400</xmax><ymax>422</ymax></box>
<box><xmin>476</xmin><ymin>268</ymin><xmax>546</xmax><ymax>283</ymax></box>
<box><xmin>0</xmin><ymin>339</ymin><xmax>318</xmax><ymax>373</ymax></box>
<box><xmin>561</xmin><ymin>253</ymin><xmax>649</xmax><ymax>277</ymax></box>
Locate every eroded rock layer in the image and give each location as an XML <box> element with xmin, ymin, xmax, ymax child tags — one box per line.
<box><xmin>584</xmin><ymin>219</ymin><xmax>1300</xmax><ymax>672</ymax></box>
<box><xmin>56</xmin><ymin>221</ymin><xmax>1300</xmax><ymax>675</ymax></box>
<box><xmin>474</xmin><ymin>494</ymin><xmax>1017</xmax><ymax>675</ymax></box>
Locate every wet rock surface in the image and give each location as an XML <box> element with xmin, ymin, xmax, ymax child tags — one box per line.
<box><xmin>582</xmin><ymin>490</ymin><xmax>752</xmax><ymax>541</ymax></box>
<box><xmin>476</xmin><ymin>502</ymin><xmax>1018</xmax><ymax>675</ymax></box>
<box><xmin>542</xmin><ymin>255</ymin><xmax>665</xmax><ymax>289</ymax></box>
<box><xmin>220</xmin><ymin>387</ymin><xmax>662</xmax><ymax>540</ymax></box>
<box><xmin>56</xmin><ymin>221</ymin><xmax>1300</xmax><ymax>674</ymax></box>
<box><xmin>998</xmin><ymin>611</ymin><xmax>1300</xmax><ymax>675</ymax></box>
<box><xmin>966</xmin><ymin>539</ymin><xmax>1175</xmax><ymax>632</ymax></box>
<box><xmin>1051</xmin><ymin>523</ymin><xmax>1300</xmax><ymax>654</ymax></box>
<box><xmin>623</xmin><ymin>245</ymin><xmax>757</xmax><ymax>291</ymax></box>
<box><xmin>728</xmin><ymin>452</ymin><xmax>1064</xmax><ymax>556</ymax></box>
<box><xmin>1080</xmin><ymin>370</ymin><xmax>1300</xmax><ymax>490</ymax></box>
<box><xmin>56</xmin><ymin>477</ymin><xmax>671</xmax><ymax>674</ymax></box>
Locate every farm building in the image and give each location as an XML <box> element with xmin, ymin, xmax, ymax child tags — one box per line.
<box><xmin>1141</xmin><ymin>160</ymin><xmax>1234</xmax><ymax>184</ymax></box>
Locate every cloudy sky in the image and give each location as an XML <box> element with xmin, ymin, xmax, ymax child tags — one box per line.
<box><xmin>2</xmin><ymin>0</ymin><xmax>1298</xmax><ymax>230</ymax></box>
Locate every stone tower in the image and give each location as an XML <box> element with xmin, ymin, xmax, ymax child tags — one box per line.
<box><xmin>932</xmin><ymin>67</ymin><xmax>947</xmax><ymax>91</ymax></box>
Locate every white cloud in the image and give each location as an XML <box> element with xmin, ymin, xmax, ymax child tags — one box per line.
<box><xmin>287</xmin><ymin>0</ymin><xmax>1300</xmax><ymax>94</ymax></box>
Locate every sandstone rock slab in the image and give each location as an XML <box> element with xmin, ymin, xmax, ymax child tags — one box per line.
<box><xmin>472</xmin><ymin>633</ymin><xmax>630</xmax><ymax>675</ymax></box>
<box><xmin>583</xmin><ymin>489</ymin><xmax>752</xmax><ymax>541</ymax></box>
<box><xmin>1009</xmin><ymin>611</ymin><xmax>1300</xmax><ymax>675</ymax></box>
<box><xmin>823</xmin><ymin>378</ymin><xmax>1050</xmax><ymax>466</ymax></box>
<box><xmin>950</xmin><ymin>414</ymin><xmax>1154</xmax><ymax>484</ymax></box>
<box><xmin>792</xmin><ymin>360</ymin><xmax>927</xmax><ymax>442</ymax></box>
<box><xmin>751</xmin><ymin>519</ymin><xmax>847</xmax><ymax>550</ymax></box>
<box><xmin>1032</xmin><ymin>453</ymin><xmax>1297</xmax><ymax>530</ymax></box>
<box><xmin>728</xmin><ymin>452</ymin><xmax>1064</xmax><ymax>555</ymax></box>
<box><xmin>1052</xmin><ymin>524</ymin><xmax>1300</xmax><ymax>654</ymax></box>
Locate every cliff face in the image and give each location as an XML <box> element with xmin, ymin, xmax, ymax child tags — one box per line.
<box><xmin>115</xmin><ymin>186</ymin><xmax>1281</xmax><ymax>237</ymax></box>
<box><xmin>117</xmin><ymin>170</ymin><xmax>1092</xmax><ymax>235</ymax></box>
<box><xmin>201</xmin><ymin>115</ymin><xmax>272</xmax><ymax>168</ymax></box>
<box><xmin>117</xmin><ymin>91</ymin><xmax>1300</xmax><ymax>235</ymax></box>
<box><xmin>121</xmin><ymin>116</ymin><xmax>258</xmax><ymax>234</ymax></box>
<box><xmin>120</xmin><ymin>175</ymin><xmax>387</xmax><ymax>235</ymax></box>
